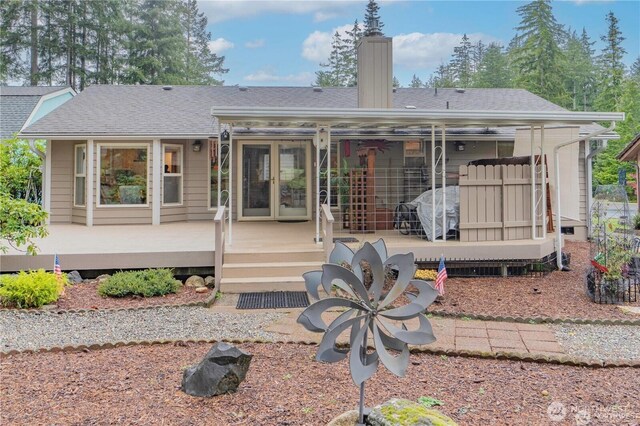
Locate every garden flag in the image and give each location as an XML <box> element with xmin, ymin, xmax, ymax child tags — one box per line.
<box><xmin>435</xmin><ymin>255</ymin><xmax>447</xmax><ymax>296</ymax></box>
<box><xmin>54</xmin><ymin>254</ymin><xmax>62</xmax><ymax>282</ymax></box>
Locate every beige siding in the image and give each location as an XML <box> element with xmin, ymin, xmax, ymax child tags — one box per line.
<box><xmin>93</xmin><ymin>140</ymin><xmax>152</xmax><ymax>225</ymax></box>
<box><xmin>425</xmin><ymin>140</ymin><xmax>501</xmax><ymax>187</ymax></box>
<box><xmin>50</xmin><ymin>140</ymin><xmax>77</xmax><ymax>223</ymax></box>
<box><xmin>185</xmin><ymin>138</ymin><xmax>214</xmax><ymax>221</ymax></box>
<box><xmin>357</xmin><ymin>37</ymin><xmax>393</xmax><ymax>108</ymax></box>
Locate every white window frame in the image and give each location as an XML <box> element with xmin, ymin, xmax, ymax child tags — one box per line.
<box><xmin>162</xmin><ymin>143</ymin><xmax>184</xmax><ymax>206</ymax></box>
<box><xmin>96</xmin><ymin>143</ymin><xmax>150</xmax><ymax>208</ymax></box>
<box><xmin>73</xmin><ymin>144</ymin><xmax>86</xmax><ymax>207</ymax></box>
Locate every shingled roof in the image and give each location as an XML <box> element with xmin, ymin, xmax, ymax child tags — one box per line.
<box><xmin>0</xmin><ymin>86</ymin><xmax>71</xmax><ymax>139</ymax></box>
<box><xmin>21</xmin><ymin>85</ymin><xmax>568</xmax><ymax>138</ymax></box>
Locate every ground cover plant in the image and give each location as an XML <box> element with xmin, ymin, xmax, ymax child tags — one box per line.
<box><xmin>0</xmin><ymin>269</ymin><xmax>67</xmax><ymax>308</ymax></box>
<box><xmin>97</xmin><ymin>268</ymin><xmax>181</xmax><ymax>298</ymax></box>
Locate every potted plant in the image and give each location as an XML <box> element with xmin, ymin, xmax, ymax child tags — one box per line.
<box><xmin>633</xmin><ymin>213</ymin><xmax>640</xmax><ymax>236</ymax></box>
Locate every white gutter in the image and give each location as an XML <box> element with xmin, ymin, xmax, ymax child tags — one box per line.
<box><xmin>17</xmin><ymin>134</ymin><xmax>214</xmax><ymax>140</ymax></box>
<box><xmin>585</xmin><ymin>139</ymin><xmax>608</xmax><ymax>237</ymax></box>
<box><xmin>554</xmin><ymin>122</ymin><xmax>617</xmax><ymax>270</ymax></box>
<box><xmin>212</xmin><ymin>107</ymin><xmax>624</xmax><ymax>125</ymax></box>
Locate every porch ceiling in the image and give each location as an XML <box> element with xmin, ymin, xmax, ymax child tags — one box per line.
<box><xmin>212</xmin><ymin>106</ymin><xmax>625</xmax><ymax>129</ymax></box>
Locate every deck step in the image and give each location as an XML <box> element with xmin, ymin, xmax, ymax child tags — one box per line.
<box><xmin>222</xmin><ymin>261</ymin><xmax>322</xmax><ymax>278</ymax></box>
<box><xmin>225</xmin><ymin>250</ymin><xmax>324</xmax><ymax>264</ymax></box>
<box><xmin>220</xmin><ymin>276</ymin><xmax>307</xmax><ymax>293</ymax></box>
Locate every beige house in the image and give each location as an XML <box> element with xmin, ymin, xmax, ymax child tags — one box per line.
<box><xmin>8</xmin><ymin>35</ymin><xmax>624</xmax><ymax>290</ymax></box>
<box><xmin>617</xmin><ymin>133</ymin><xmax>640</xmax><ymax>211</ymax></box>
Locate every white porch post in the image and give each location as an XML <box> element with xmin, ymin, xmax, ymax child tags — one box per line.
<box><xmin>315</xmin><ymin>124</ymin><xmax>321</xmax><ymax>244</ymax></box>
<box><xmin>86</xmin><ymin>139</ymin><xmax>94</xmax><ymax>227</ymax></box>
<box><xmin>152</xmin><ymin>139</ymin><xmax>161</xmax><ymax>225</ymax></box>
<box><xmin>217</xmin><ymin>122</ymin><xmax>222</xmax><ymax>208</ymax></box>
<box><xmin>541</xmin><ymin>125</ymin><xmax>546</xmax><ymax>238</ymax></box>
<box><xmin>430</xmin><ymin>125</ymin><xmax>436</xmax><ymax>242</ymax></box>
<box><xmin>441</xmin><ymin>124</ymin><xmax>447</xmax><ymax>241</ymax></box>
<box><xmin>327</xmin><ymin>126</ymin><xmax>332</xmax><ymax>206</ymax></box>
<box><xmin>530</xmin><ymin>125</ymin><xmax>536</xmax><ymax>239</ymax></box>
<box><xmin>44</xmin><ymin>140</ymin><xmax>52</xmax><ymax>224</ymax></box>
<box><xmin>228</xmin><ymin>126</ymin><xmax>233</xmax><ymax>244</ymax></box>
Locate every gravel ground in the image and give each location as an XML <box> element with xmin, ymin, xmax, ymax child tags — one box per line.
<box><xmin>0</xmin><ymin>307</ymin><xmax>284</xmax><ymax>352</ymax></box>
<box><xmin>553</xmin><ymin>323</ymin><xmax>640</xmax><ymax>362</ymax></box>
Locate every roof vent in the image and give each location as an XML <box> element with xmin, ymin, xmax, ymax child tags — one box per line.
<box><xmin>238</xmin><ymin>86</ymin><xmax>248</xmax><ymax>92</ymax></box>
<box><xmin>392</xmin><ymin>88</ymin><xmax>397</xmax><ymax>93</ymax></box>
<box><xmin>404</xmin><ymin>105</ymin><xmax>416</xmax><ymax>109</ymax></box>
<box><xmin>162</xmin><ymin>85</ymin><xmax>173</xmax><ymax>91</ymax></box>
<box><xmin>313</xmin><ymin>87</ymin><xmax>323</xmax><ymax>92</ymax></box>
<box><xmin>455</xmin><ymin>88</ymin><xmax>465</xmax><ymax>93</ymax></box>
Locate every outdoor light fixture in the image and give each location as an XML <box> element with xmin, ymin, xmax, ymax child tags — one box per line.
<box><xmin>220</xmin><ymin>130</ymin><xmax>230</xmax><ymax>141</ymax></box>
<box><xmin>455</xmin><ymin>141</ymin><xmax>466</xmax><ymax>151</ymax></box>
<box><xmin>192</xmin><ymin>140</ymin><xmax>202</xmax><ymax>152</ymax></box>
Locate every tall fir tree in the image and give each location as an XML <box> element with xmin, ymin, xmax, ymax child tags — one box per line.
<box><xmin>630</xmin><ymin>57</ymin><xmax>640</xmax><ymax>83</ymax></box>
<box><xmin>563</xmin><ymin>28</ymin><xmax>596</xmax><ymax>111</ymax></box>
<box><xmin>451</xmin><ymin>34</ymin><xmax>473</xmax><ymax>87</ymax></box>
<box><xmin>364</xmin><ymin>0</ymin><xmax>384</xmax><ymax>36</ymax></box>
<box><xmin>409</xmin><ymin>74</ymin><xmax>423</xmax><ymax>88</ymax></box>
<box><xmin>343</xmin><ymin>20</ymin><xmax>363</xmax><ymax>86</ymax></box>
<box><xmin>595</xmin><ymin>11</ymin><xmax>627</xmax><ymax>110</ymax></box>
<box><xmin>510</xmin><ymin>0</ymin><xmax>569</xmax><ymax>106</ymax></box>
<box><xmin>472</xmin><ymin>43</ymin><xmax>512</xmax><ymax>88</ymax></box>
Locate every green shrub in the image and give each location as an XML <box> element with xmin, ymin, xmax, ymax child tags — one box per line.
<box><xmin>0</xmin><ymin>269</ymin><xmax>67</xmax><ymax>308</ymax></box>
<box><xmin>633</xmin><ymin>214</ymin><xmax>640</xmax><ymax>230</ymax></box>
<box><xmin>98</xmin><ymin>268</ymin><xmax>181</xmax><ymax>298</ymax></box>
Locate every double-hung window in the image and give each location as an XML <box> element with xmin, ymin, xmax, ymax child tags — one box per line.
<box><xmin>74</xmin><ymin>144</ymin><xmax>86</xmax><ymax>206</ymax></box>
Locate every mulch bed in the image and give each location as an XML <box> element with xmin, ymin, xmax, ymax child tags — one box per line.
<box><xmin>55</xmin><ymin>281</ymin><xmax>211</xmax><ymax>310</ymax></box>
<box><xmin>430</xmin><ymin>241</ymin><xmax>640</xmax><ymax>321</ymax></box>
<box><xmin>0</xmin><ymin>281</ymin><xmax>211</xmax><ymax>311</ymax></box>
<box><xmin>2</xmin><ymin>342</ymin><xmax>638</xmax><ymax>425</ymax></box>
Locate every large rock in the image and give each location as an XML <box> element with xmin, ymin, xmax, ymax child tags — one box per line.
<box><xmin>327</xmin><ymin>410</ymin><xmax>359</xmax><ymax>426</ymax></box>
<box><xmin>181</xmin><ymin>342</ymin><xmax>253</xmax><ymax>397</ymax></box>
<box><xmin>67</xmin><ymin>270</ymin><xmax>83</xmax><ymax>284</ymax></box>
<box><xmin>367</xmin><ymin>398</ymin><xmax>457</xmax><ymax>426</ymax></box>
<box><xmin>185</xmin><ymin>275</ymin><xmax>205</xmax><ymax>287</ymax></box>
<box><xmin>204</xmin><ymin>276</ymin><xmax>215</xmax><ymax>287</ymax></box>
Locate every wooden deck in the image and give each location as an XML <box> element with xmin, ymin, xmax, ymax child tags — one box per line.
<box><xmin>1</xmin><ymin>221</ymin><xmax>557</xmax><ymax>273</ymax></box>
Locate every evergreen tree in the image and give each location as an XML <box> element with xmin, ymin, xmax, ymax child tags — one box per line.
<box><xmin>451</xmin><ymin>34</ymin><xmax>472</xmax><ymax>87</ymax></box>
<box><xmin>315</xmin><ymin>31</ymin><xmax>350</xmax><ymax>87</ymax></box>
<box><xmin>510</xmin><ymin>0</ymin><xmax>568</xmax><ymax>106</ymax></box>
<box><xmin>392</xmin><ymin>76</ymin><xmax>400</xmax><ymax>88</ymax></box>
<box><xmin>473</xmin><ymin>43</ymin><xmax>512</xmax><ymax>88</ymax></box>
<box><xmin>471</xmin><ymin>40</ymin><xmax>486</xmax><ymax>74</ymax></box>
<box><xmin>0</xmin><ymin>0</ymin><xmax>28</xmax><ymax>83</ymax></box>
<box><xmin>181</xmin><ymin>0</ymin><xmax>227</xmax><ymax>85</ymax></box>
<box><xmin>595</xmin><ymin>11</ymin><xmax>627</xmax><ymax>110</ymax></box>
<box><xmin>364</xmin><ymin>0</ymin><xmax>384</xmax><ymax>36</ymax></box>
<box><xmin>630</xmin><ymin>57</ymin><xmax>640</xmax><ymax>83</ymax></box>
<box><xmin>428</xmin><ymin>63</ymin><xmax>455</xmax><ymax>88</ymax></box>
<box><xmin>409</xmin><ymin>74</ymin><xmax>423</xmax><ymax>88</ymax></box>
<box><xmin>344</xmin><ymin>20</ymin><xmax>363</xmax><ymax>86</ymax></box>
<box><xmin>563</xmin><ymin>28</ymin><xmax>596</xmax><ymax>111</ymax></box>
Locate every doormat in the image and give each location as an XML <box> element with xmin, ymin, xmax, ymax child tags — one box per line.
<box><xmin>236</xmin><ymin>291</ymin><xmax>310</xmax><ymax>309</ymax></box>
<box><xmin>315</xmin><ymin>237</ymin><xmax>359</xmax><ymax>243</ymax></box>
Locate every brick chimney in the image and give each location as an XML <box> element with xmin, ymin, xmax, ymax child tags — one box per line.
<box><xmin>357</xmin><ymin>21</ymin><xmax>393</xmax><ymax>109</ymax></box>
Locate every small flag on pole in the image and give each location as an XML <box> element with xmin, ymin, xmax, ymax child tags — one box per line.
<box><xmin>54</xmin><ymin>254</ymin><xmax>62</xmax><ymax>282</ymax></box>
<box><xmin>435</xmin><ymin>255</ymin><xmax>447</xmax><ymax>296</ymax></box>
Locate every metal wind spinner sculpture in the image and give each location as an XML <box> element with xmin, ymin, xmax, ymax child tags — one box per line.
<box><xmin>297</xmin><ymin>239</ymin><xmax>438</xmax><ymax>425</ymax></box>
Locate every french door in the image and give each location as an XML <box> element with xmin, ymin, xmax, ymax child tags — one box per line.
<box><xmin>238</xmin><ymin>141</ymin><xmax>311</xmax><ymax>221</ymax></box>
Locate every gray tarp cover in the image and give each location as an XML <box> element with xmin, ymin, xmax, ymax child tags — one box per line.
<box><xmin>407</xmin><ymin>186</ymin><xmax>460</xmax><ymax>240</ymax></box>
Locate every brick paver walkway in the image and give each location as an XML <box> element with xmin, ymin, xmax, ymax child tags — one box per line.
<box><xmin>257</xmin><ymin>310</ymin><xmax>566</xmax><ymax>357</ymax></box>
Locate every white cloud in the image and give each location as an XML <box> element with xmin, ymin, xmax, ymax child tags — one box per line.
<box><xmin>245</xmin><ymin>39</ymin><xmax>265</xmax><ymax>49</ymax></box>
<box><xmin>197</xmin><ymin>0</ymin><xmax>357</xmax><ymax>24</ymax></box>
<box><xmin>208</xmin><ymin>38</ymin><xmax>234</xmax><ymax>54</ymax></box>
<box><xmin>571</xmin><ymin>0</ymin><xmax>614</xmax><ymax>4</ymax></box>
<box><xmin>393</xmin><ymin>32</ymin><xmax>500</xmax><ymax>70</ymax></box>
<box><xmin>302</xmin><ymin>24</ymin><xmax>353</xmax><ymax>63</ymax></box>
<box><xmin>244</xmin><ymin>70</ymin><xmax>315</xmax><ymax>85</ymax></box>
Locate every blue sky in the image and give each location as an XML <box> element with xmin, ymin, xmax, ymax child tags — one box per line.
<box><xmin>198</xmin><ymin>0</ymin><xmax>640</xmax><ymax>86</ymax></box>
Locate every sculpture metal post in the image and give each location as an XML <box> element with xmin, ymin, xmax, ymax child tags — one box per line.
<box><xmin>297</xmin><ymin>239</ymin><xmax>438</xmax><ymax>425</ymax></box>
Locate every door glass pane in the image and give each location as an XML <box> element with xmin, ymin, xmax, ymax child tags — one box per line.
<box><xmin>75</xmin><ymin>177</ymin><xmax>85</xmax><ymax>205</ymax></box>
<box><xmin>278</xmin><ymin>144</ymin><xmax>307</xmax><ymax>217</ymax></box>
<box><xmin>242</xmin><ymin>145</ymin><xmax>271</xmax><ymax>217</ymax></box>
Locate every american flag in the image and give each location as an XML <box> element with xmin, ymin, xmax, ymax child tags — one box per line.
<box><xmin>54</xmin><ymin>254</ymin><xmax>62</xmax><ymax>282</ymax></box>
<box><xmin>435</xmin><ymin>255</ymin><xmax>447</xmax><ymax>296</ymax></box>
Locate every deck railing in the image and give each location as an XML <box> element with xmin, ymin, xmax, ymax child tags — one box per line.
<box><xmin>321</xmin><ymin>204</ymin><xmax>335</xmax><ymax>262</ymax></box>
<box><xmin>214</xmin><ymin>206</ymin><xmax>226</xmax><ymax>288</ymax></box>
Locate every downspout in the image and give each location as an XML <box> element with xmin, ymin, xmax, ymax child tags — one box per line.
<box><xmin>555</xmin><ymin>122</ymin><xmax>616</xmax><ymax>270</ymax></box>
<box><xmin>585</xmin><ymin>139</ymin><xmax>608</xmax><ymax>238</ymax></box>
